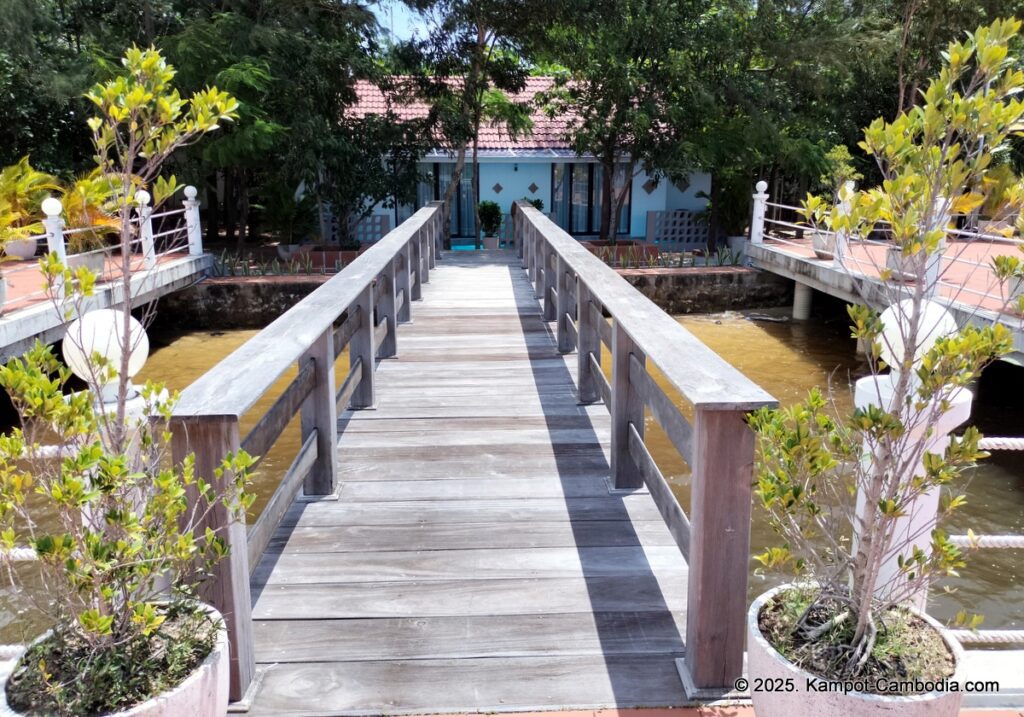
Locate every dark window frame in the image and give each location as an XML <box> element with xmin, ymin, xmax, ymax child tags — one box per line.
<box><xmin>550</xmin><ymin>161</ymin><xmax>631</xmax><ymax>237</ymax></box>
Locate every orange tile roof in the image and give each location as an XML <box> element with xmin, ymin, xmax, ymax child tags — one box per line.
<box><xmin>349</xmin><ymin>77</ymin><xmax>576</xmax><ymax>152</ymax></box>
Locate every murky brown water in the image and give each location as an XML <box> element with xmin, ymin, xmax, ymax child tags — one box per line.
<box><xmin>2</xmin><ymin>310</ymin><xmax>1020</xmax><ymax>643</ymax></box>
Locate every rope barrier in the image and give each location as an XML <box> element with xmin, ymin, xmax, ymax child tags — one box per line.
<box><xmin>949</xmin><ymin>534</ymin><xmax>1024</xmax><ymax>549</ymax></box>
<box><xmin>950</xmin><ymin>629</ymin><xmax>1024</xmax><ymax>645</ymax></box>
<box><xmin>978</xmin><ymin>436</ymin><xmax>1024</xmax><ymax>451</ymax></box>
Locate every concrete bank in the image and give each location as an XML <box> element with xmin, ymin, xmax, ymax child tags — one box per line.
<box><xmin>151</xmin><ymin>266</ymin><xmax>791</xmax><ymax>332</ymax></box>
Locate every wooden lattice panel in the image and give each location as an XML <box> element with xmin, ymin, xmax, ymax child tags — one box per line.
<box><xmin>645</xmin><ymin>210</ymin><xmax>708</xmax><ymax>251</ymax></box>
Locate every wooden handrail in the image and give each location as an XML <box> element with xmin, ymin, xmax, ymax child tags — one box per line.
<box><xmin>513</xmin><ymin>200</ymin><xmax>777</xmax><ymax>694</ymax></box>
<box><xmin>168</xmin><ymin>203</ymin><xmax>444</xmax><ymax>701</ymax></box>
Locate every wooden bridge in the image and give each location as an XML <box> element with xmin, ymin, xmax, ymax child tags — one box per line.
<box><xmin>169</xmin><ymin>202</ymin><xmax>776</xmax><ymax>715</ymax></box>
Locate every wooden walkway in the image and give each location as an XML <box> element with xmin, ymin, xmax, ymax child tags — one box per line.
<box><xmin>247</xmin><ymin>252</ymin><xmax>690</xmax><ymax>715</ymax></box>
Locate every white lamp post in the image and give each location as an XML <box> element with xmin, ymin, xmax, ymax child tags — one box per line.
<box><xmin>64</xmin><ymin>308</ymin><xmax>149</xmax><ymax>404</ymax></box>
<box><xmin>853</xmin><ymin>299</ymin><xmax>971</xmax><ymax>609</ymax></box>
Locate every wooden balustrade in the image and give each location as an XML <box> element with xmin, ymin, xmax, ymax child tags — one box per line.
<box><xmin>512</xmin><ymin>200</ymin><xmax>777</xmax><ymax>693</ymax></box>
<box><xmin>169</xmin><ymin>204</ymin><xmax>445</xmax><ymax>701</ymax></box>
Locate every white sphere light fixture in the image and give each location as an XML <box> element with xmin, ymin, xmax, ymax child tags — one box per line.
<box><xmin>64</xmin><ymin>309</ymin><xmax>149</xmax><ymax>401</ymax></box>
<box><xmin>878</xmin><ymin>299</ymin><xmax>957</xmax><ymax>372</ymax></box>
<box><xmin>41</xmin><ymin>196</ymin><xmax>63</xmax><ymax>218</ymax></box>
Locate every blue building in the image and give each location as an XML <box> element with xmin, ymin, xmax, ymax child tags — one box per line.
<box><xmin>352</xmin><ymin>78</ymin><xmax>711</xmax><ymax>245</ymax></box>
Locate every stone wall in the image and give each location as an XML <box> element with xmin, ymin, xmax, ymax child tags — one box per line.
<box><xmin>151</xmin><ymin>267</ymin><xmax>791</xmax><ymax>332</ymax></box>
<box><xmin>618</xmin><ymin>266</ymin><xmax>792</xmax><ymax>314</ymax></box>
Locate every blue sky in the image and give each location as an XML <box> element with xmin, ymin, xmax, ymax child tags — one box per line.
<box><xmin>371</xmin><ymin>1</ymin><xmax>429</xmax><ymax>42</ymax></box>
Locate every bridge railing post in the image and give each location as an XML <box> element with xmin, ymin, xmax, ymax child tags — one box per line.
<box><xmin>378</xmin><ymin>258</ymin><xmax>398</xmax><ymax>359</ymax></box>
<box><xmin>300</xmin><ymin>327</ymin><xmax>339</xmax><ymax>494</ymax></box>
<box><xmin>397</xmin><ymin>246</ymin><xmax>412</xmax><ymax>323</ymax></box>
<box><xmin>183</xmin><ymin>186</ymin><xmax>204</xmax><ymax>256</ymax></box>
<box><xmin>169</xmin><ymin>417</ymin><xmax>254</xmax><ymax>702</ymax></box>
<box><xmin>556</xmin><ymin>257</ymin><xmax>574</xmax><ymax>353</ymax></box>
<box><xmin>410</xmin><ymin>232</ymin><xmax>423</xmax><ymax>302</ymax></box>
<box><xmin>136</xmin><ymin>191</ymin><xmax>157</xmax><ymax>270</ymax></box>
<box><xmin>610</xmin><ymin>322</ymin><xmax>645</xmax><ymax>490</ymax></box>
<box><xmin>349</xmin><ymin>284</ymin><xmax>376</xmax><ymax>408</ymax></box>
<box><xmin>577</xmin><ymin>283</ymin><xmax>601</xmax><ymax>404</ymax></box>
<box><xmin>750</xmin><ymin>180</ymin><xmax>769</xmax><ymax>245</ymax></box>
<box><xmin>42</xmin><ymin>198</ymin><xmax>67</xmax><ymax>300</ymax></box>
<box><xmin>542</xmin><ymin>244</ymin><xmax>557</xmax><ymax>321</ymax></box>
<box><xmin>684</xmin><ymin>406</ymin><xmax>755</xmax><ymax>689</ymax></box>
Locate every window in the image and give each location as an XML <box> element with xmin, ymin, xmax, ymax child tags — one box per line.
<box><xmin>401</xmin><ymin>162</ymin><xmax>476</xmax><ymax>237</ymax></box>
<box><xmin>550</xmin><ymin>162</ymin><xmax>631</xmax><ymax>236</ymax></box>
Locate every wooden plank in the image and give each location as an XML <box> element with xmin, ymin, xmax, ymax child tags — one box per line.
<box><xmin>277</xmin><ymin>496</ymin><xmax>664</xmax><ymax>528</ymax></box>
<box><xmin>246</xmin><ymin>655</ymin><xmax>687</xmax><ymax>717</ymax></box>
<box><xmin>590</xmin><ymin>298</ymin><xmax>612</xmax><ymax>348</ymax></box>
<box><xmin>253</xmin><ymin>545</ymin><xmax>686</xmax><ymax>585</ymax></box>
<box><xmin>589</xmin><ymin>351</ymin><xmax>611</xmax><ymax>408</ymax></box>
<box><xmin>264</xmin><ymin>519</ymin><xmax>675</xmax><ymax>553</ymax></box>
<box><xmin>332</xmin><ymin>308</ymin><xmax>361</xmax><ymax>358</ymax></box>
<box><xmin>247</xmin><ymin>430</ymin><xmax>319</xmax><ymax>569</ymax></box>
<box><xmin>577</xmin><ymin>288</ymin><xmax>601</xmax><ymax>403</ymax></box>
<box><xmin>335</xmin><ymin>357</ymin><xmax>363</xmax><ymax>413</ymax></box>
<box><xmin>240</xmin><ymin>359</ymin><xmax>315</xmax><ymax>461</ymax></box>
<box><xmin>299</xmin><ymin>327</ymin><xmax>338</xmax><ymax>495</ymax></box>
<box><xmin>373</xmin><ymin>315</ymin><xmax>388</xmax><ymax>354</ymax></box>
<box><xmin>629</xmin><ymin>353</ymin><xmax>694</xmax><ymax>464</ymax></box>
<box><xmin>627</xmin><ymin>423</ymin><xmax>690</xmax><ymax>559</ymax></box>
<box><xmin>253</xmin><ymin>612</ymin><xmax>686</xmax><ymax>663</ymax></box>
<box><xmin>337</xmin><ymin>474</ymin><xmax>616</xmax><ymax>502</ymax></box>
<box><xmin>251</xmin><ymin>574</ymin><xmax>687</xmax><ymax>619</ymax></box>
<box><xmin>610</xmin><ymin>321</ymin><xmax>644</xmax><ymax>489</ymax></box>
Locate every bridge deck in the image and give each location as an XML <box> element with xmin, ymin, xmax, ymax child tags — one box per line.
<box><xmin>247</xmin><ymin>252</ymin><xmax>690</xmax><ymax>716</ymax></box>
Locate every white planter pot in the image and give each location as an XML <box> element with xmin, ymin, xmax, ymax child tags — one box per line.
<box><xmin>747</xmin><ymin>585</ymin><xmax>964</xmax><ymax>717</ymax></box>
<box><xmin>483</xmin><ymin>235</ymin><xmax>499</xmax><ymax>250</ymax></box>
<box><xmin>4</xmin><ymin>238</ymin><xmax>37</xmax><ymax>260</ymax></box>
<box><xmin>811</xmin><ymin>232</ymin><xmax>835</xmax><ymax>260</ymax></box>
<box><xmin>68</xmin><ymin>251</ymin><xmax>107</xmax><ymax>276</ymax></box>
<box><xmin>3</xmin><ymin>604</ymin><xmax>229</xmax><ymax>717</ymax></box>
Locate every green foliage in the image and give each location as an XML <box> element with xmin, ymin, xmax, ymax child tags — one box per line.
<box><xmin>752</xmin><ymin>19</ymin><xmax>1021</xmax><ymax>680</ymax></box>
<box><xmin>0</xmin><ymin>157</ymin><xmax>58</xmax><ymax>244</ymax></box>
<box><xmin>477</xmin><ymin>200</ymin><xmax>502</xmax><ymax>235</ymax></box>
<box><xmin>522</xmin><ymin>197</ymin><xmax>544</xmax><ymax>211</ymax></box>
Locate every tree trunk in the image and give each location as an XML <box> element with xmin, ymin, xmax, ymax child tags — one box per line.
<box><xmin>223</xmin><ymin>170</ymin><xmax>237</xmax><ymax>245</ymax></box>
<box><xmin>707</xmin><ymin>173</ymin><xmax>722</xmax><ymax>253</ymax></box>
<box><xmin>205</xmin><ymin>173</ymin><xmax>220</xmax><ymax>245</ymax></box>
<box><xmin>442</xmin><ymin>145</ymin><xmax>467</xmax><ymax>250</ymax></box>
<box><xmin>237</xmin><ymin>170</ymin><xmax>249</xmax><ymax>251</ymax></box>
<box><xmin>472</xmin><ymin>134</ymin><xmax>481</xmax><ymax>249</ymax></box>
<box><xmin>609</xmin><ymin>163</ymin><xmax>633</xmax><ymax>243</ymax></box>
<box><xmin>600</xmin><ymin>158</ymin><xmax>614</xmax><ymax>244</ymax></box>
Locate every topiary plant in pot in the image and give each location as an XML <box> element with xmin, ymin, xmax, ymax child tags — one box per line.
<box><xmin>0</xmin><ymin>47</ymin><xmax>245</xmax><ymax>717</ymax></box>
<box><xmin>746</xmin><ymin>19</ymin><xmax>1024</xmax><ymax>717</ymax></box>
<box><xmin>478</xmin><ymin>200</ymin><xmax>502</xmax><ymax>250</ymax></box>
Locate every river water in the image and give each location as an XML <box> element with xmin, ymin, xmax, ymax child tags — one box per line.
<box><xmin>1</xmin><ymin>308</ymin><xmax>1019</xmax><ymax>642</ymax></box>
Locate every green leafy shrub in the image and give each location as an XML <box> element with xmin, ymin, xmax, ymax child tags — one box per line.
<box><xmin>477</xmin><ymin>200</ymin><xmax>502</xmax><ymax>236</ymax></box>
<box><xmin>0</xmin><ymin>47</ymin><xmax>247</xmax><ymax>717</ymax></box>
<box><xmin>750</xmin><ymin>19</ymin><xmax>1023</xmax><ymax>689</ymax></box>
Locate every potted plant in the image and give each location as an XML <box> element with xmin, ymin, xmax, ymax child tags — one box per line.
<box><xmin>746</xmin><ymin>20</ymin><xmax>1024</xmax><ymax>717</ymax></box>
<box><xmin>0</xmin><ymin>47</ymin><xmax>242</xmax><ymax>717</ymax></box>
<box><xmin>61</xmin><ymin>170</ymin><xmax>121</xmax><ymax>275</ymax></box>
<box><xmin>0</xmin><ymin>157</ymin><xmax>59</xmax><ymax>260</ymax></box>
<box><xmin>478</xmin><ymin>200</ymin><xmax>502</xmax><ymax>249</ymax></box>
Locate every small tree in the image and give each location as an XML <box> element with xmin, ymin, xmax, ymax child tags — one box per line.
<box><xmin>750</xmin><ymin>19</ymin><xmax>1023</xmax><ymax>684</ymax></box>
<box><xmin>477</xmin><ymin>199</ymin><xmax>502</xmax><ymax>236</ymax></box>
<box><xmin>1</xmin><ymin>48</ymin><xmax>251</xmax><ymax>716</ymax></box>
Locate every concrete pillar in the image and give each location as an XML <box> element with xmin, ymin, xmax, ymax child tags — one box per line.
<box><xmin>853</xmin><ymin>373</ymin><xmax>972</xmax><ymax>609</ymax></box>
<box><xmin>792</xmin><ymin>281</ymin><xmax>813</xmax><ymax>320</ymax></box>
